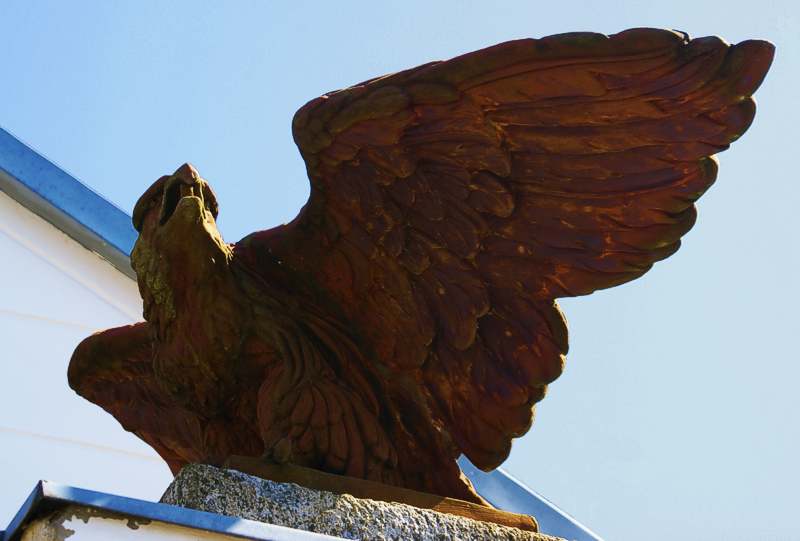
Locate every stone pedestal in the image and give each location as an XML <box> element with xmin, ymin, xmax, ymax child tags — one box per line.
<box><xmin>161</xmin><ymin>464</ymin><xmax>564</xmax><ymax>541</ymax></box>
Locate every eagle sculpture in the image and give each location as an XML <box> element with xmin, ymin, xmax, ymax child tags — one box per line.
<box><xmin>68</xmin><ymin>28</ymin><xmax>773</xmax><ymax>504</ymax></box>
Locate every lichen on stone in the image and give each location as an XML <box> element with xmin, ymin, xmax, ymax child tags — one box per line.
<box><xmin>161</xmin><ymin>464</ymin><xmax>563</xmax><ymax>541</ymax></box>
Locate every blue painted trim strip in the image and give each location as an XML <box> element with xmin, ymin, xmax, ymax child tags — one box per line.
<box><xmin>0</xmin><ymin>127</ymin><xmax>137</xmax><ymax>278</ymax></box>
<box><xmin>459</xmin><ymin>458</ymin><xmax>604</xmax><ymax>541</ymax></box>
<box><xmin>3</xmin><ymin>481</ymin><xmax>343</xmax><ymax>541</ymax></box>
<box><xmin>1</xmin><ymin>481</ymin><xmax>44</xmax><ymax>541</ymax></box>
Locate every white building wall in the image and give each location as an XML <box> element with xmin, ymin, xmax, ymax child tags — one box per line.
<box><xmin>0</xmin><ymin>190</ymin><xmax>171</xmax><ymax>525</ymax></box>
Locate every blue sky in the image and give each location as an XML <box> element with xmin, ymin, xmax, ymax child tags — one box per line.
<box><xmin>1</xmin><ymin>1</ymin><xmax>798</xmax><ymax>539</ymax></box>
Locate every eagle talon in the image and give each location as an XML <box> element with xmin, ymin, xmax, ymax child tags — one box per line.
<box><xmin>267</xmin><ymin>437</ymin><xmax>293</xmax><ymax>465</ymax></box>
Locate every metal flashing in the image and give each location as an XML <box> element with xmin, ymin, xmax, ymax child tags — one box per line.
<box><xmin>459</xmin><ymin>458</ymin><xmax>603</xmax><ymax>541</ymax></box>
<box><xmin>0</xmin><ymin>127</ymin><xmax>137</xmax><ymax>278</ymax></box>
<box><xmin>1</xmin><ymin>481</ymin><xmax>342</xmax><ymax>541</ymax></box>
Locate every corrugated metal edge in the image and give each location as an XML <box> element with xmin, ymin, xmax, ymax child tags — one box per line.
<box><xmin>0</xmin><ymin>127</ymin><xmax>137</xmax><ymax>279</ymax></box>
<box><xmin>1</xmin><ymin>481</ymin><xmax>343</xmax><ymax>541</ymax></box>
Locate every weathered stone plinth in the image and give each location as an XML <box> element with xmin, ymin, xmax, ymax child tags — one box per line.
<box><xmin>161</xmin><ymin>464</ymin><xmax>564</xmax><ymax>541</ymax></box>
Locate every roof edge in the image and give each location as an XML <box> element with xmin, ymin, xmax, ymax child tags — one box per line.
<box><xmin>2</xmin><ymin>481</ymin><xmax>341</xmax><ymax>541</ymax></box>
<box><xmin>0</xmin><ymin>127</ymin><xmax>137</xmax><ymax>279</ymax></box>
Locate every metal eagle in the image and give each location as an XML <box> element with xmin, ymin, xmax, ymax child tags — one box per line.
<box><xmin>68</xmin><ymin>29</ymin><xmax>773</xmax><ymax>503</ymax></box>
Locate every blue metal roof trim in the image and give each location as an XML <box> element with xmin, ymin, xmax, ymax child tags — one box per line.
<box><xmin>0</xmin><ymin>127</ymin><xmax>603</xmax><ymax>540</ymax></box>
<box><xmin>0</xmin><ymin>127</ymin><xmax>138</xmax><ymax>278</ymax></box>
<box><xmin>459</xmin><ymin>457</ymin><xmax>603</xmax><ymax>541</ymax></box>
<box><xmin>2</xmin><ymin>480</ymin><xmax>343</xmax><ymax>541</ymax></box>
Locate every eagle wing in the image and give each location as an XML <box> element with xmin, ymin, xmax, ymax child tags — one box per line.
<box><xmin>68</xmin><ymin>323</ymin><xmax>262</xmax><ymax>472</ymax></box>
<box><xmin>239</xmin><ymin>29</ymin><xmax>773</xmax><ymax>470</ymax></box>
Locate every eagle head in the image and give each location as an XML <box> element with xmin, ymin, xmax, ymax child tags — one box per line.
<box><xmin>131</xmin><ymin>163</ymin><xmax>231</xmax><ymax>329</ymax></box>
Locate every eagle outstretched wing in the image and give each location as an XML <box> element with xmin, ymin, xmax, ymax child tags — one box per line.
<box><xmin>68</xmin><ymin>323</ymin><xmax>263</xmax><ymax>472</ymax></box>
<box><xmin>239</xmin><ymin>29</ymin><xmax>773</xmax><ymax>470</ymax></box>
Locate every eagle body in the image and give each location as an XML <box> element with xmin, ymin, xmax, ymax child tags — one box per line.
<box><xmin>103</xmin><ymin>166</ymin><xmax>474</xmax><ymax>498</ymax></box>
<box><xmin>69</xmin><ymin>29</ymin><xmax>773</xmax><ymax>503</ymax></box>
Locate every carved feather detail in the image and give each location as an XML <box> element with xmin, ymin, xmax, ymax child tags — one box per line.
<box><xmin>70</xmin><ymin>29</ymin><xmax>773</xmax><ymax>501</ymax></box>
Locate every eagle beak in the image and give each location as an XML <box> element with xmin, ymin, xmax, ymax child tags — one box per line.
<box><xmin>158</xmin><ymin>164</ymin><xmax>219</xmax><ymax>226</ymax></box>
